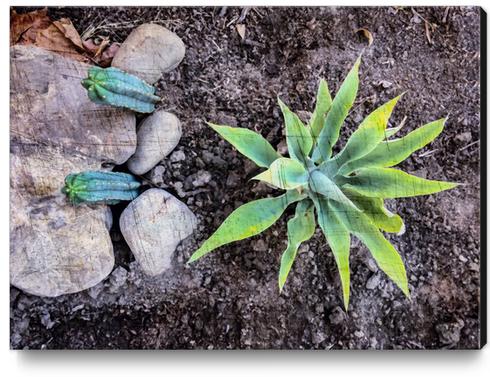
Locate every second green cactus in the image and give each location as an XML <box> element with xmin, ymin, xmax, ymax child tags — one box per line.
<box><xmin>82</xmin><ymin>66</ymin><xmax>160</xmax><ymax>113</ymax></box>
<box><xmin>62</xmin><ymin>171</ymin><xmax>141</xmax><ymax>205</ymax></box>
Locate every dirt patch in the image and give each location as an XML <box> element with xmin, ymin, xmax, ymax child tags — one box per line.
<box><xmin>10</xmin><ymin>6</ymin><xmax>481</xmax><ymax>349</ymax></box>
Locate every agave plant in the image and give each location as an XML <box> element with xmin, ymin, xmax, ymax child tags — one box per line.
<box><xmin>188</xmin><ymin>57</ymin><xmax>457</xmax><ymax>309</ymax></box>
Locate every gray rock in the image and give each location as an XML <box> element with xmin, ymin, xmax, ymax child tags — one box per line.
<box><xmin>189</xmin><ymin>170</ymin><xmax>212</xmax><ymax>188</ymax></box>
<box><xmin>10</xmin><ymin>187</ymin><xmax>114</xmax><ymax>297</ymax></box>
<box><xmin>456</xmin><ymin>131</ymin><xmax>472</xmax><ymax>143</ymax></box>
<box><xmin>365</xmin><ymin>257</ymin><xmax>379</xmax><ymax>273</ymax></box>
<box><xmin>149</xmin><ymin>165</ymin><xmax>166</xmax><ymax>186</ymax></box>
<box><xmin>10</xmin><ymin>45</ymin><xmax>136</xmax><ymax>297</ymax></box>
<box><xmin>111</xmin><ymin>23</ymin><xmax>186</xmax><ymax>84</ymax></box>
<box><xmin>170</xmin><ymin>150</ymin><xmax>186</xmax><ymax>162</ymax></box>
<box><xmin>252</xmin><ymin>239</ymin><xmax>268</xmax><ymax>252</ymax></box>
<box><xmin>366</xmin><ymin>273</ymin><xmax>381</xmax><ymax>290</ymax></box>
<box><xmin>108</xmin><ymin>266</ymin><xmax>128</xmax><ymax>293</ymax></box>
<box><xmin>120</xmin><ymin>189</ymin><xmax>197</xmax><ymax>276</ymax></box>
<box><xmin>127</xmin><ymin>110</ymin><xmax>182</xmax><ymax>175</ymax></box>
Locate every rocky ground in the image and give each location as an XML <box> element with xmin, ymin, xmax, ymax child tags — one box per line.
<box><xmin>10</xmin><ymin>6</ymin><xmax>482</xmax><ymax>349</ymax></box>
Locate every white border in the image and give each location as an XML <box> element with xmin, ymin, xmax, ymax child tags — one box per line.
<box><xmin>1</xmin><ymin>1</ymin><xmax>488</xmax><ymax>376</ymax></box>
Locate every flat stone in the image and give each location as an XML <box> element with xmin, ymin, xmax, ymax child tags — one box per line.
<box><xmin>127</xmin><ymin>110</ymin><xmax>182</xmax><ymax>175</ymax></box>
<box><xmin>10</xmin><ymin>45</ymin><xmax>137</xmax><ymax>297</ymax></box>
<box><xmin>120</xmin><ymin>189</ymin><xmax>197</xmax><ymax>276</ymax></box>
<box><xmin>111</xmin><ymin>23</ymin><xmax>185</xmax><ymax>84</ymax></box>
<box><xmin>10</xmin><ymin>45</ymin><xmax>136</xmax><ymax>166</ymax></box>
<box><xmin>10</xmin><ymin>181</ymin><xmax>114</xmax><ymax>297</ymax></box>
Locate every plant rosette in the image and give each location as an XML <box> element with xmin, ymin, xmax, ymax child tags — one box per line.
<box><xmin>188</xmin><ymin>56</ymin><xmax>458</xmax><ymax>310</ymax></box>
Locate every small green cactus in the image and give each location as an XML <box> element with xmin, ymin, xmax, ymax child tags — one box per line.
<box><xmin>81</xmin><ymin>67</ymin><xmax>160</xmax><ymax>113</ymax></box>
<box><xmin>62</xmin><ymin>171</ymin><xmax>141</xmax><ymax>205</ymax></box>
<box><xmin>188</xmin><ymin>56</ymin><xmax>458</xmax><ymax>309</ymax></box>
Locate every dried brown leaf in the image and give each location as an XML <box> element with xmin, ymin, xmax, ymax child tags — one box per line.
<box><xmin>35</xmin><ymin>22</ymin><xmax>88</xmax><ymax>63</ymax></box>
<box><xmin>10</xmin><ymin>8</ymin><xmax>51</xmax><ymax>45</ymax></box>
<box><xmin>52</xmin><ymin>18</ymin><xmax>85</xmax><ymax>50</ymax></box>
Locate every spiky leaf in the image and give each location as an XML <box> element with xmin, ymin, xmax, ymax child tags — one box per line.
<box><xmin>310</xmin><ymin>79</ymin><xmax>333</xmax><ymax>142</ymax></box>
<box><xmin>343</xmin><ymin>188</ymin><xmax>404</xmax><ymax>233</ymax></box>
<box><xmin>339</xmin><ymin>118</ymin><xmax>446</xmax><ymax>175</ymax></box>
<box><xmin>253</xmin><ymin>157</ymin><xmax>308</xmax><ymax>190</ymax></box>
<box><xmin>329</xmin><ymin>200</ymin><xmax>409</xmax><ymax>297</ymax></box>
<box><xmin>188</xmin><ymin>191</ymin><xmax>304</xmax><ymax>262</ymax></box>
<box><xmin>278</xmin><ymin>99</ymin><xmax>313</xmax><ymax>164</ymax></box>
<box><xmin>314</xmin><ymin>196</ymin><xmax>351</xmax><ymax>309</ymax></box>
<box><xmin>341</xmin><ymin>167</ymin><xmax>458</xmax><ymax>198</ymax></box>
<box><xmin>327</xmin><ymin>95</ymin><xmax>402</xmax><ymax>170</ymax></box>
<box><xmin>208</xmin><ymin>123</ymin><xmax>280</xmax><ymax>168</ymax></box>
<box><xmin>314</xmin><ymin>57</ymin><xmax>360</xmax><ymax>162</ymax></box>
<box><xmin>278</xmin><ymin>200</ymin><xmax>316</xmax><ymax>291</ymax></box>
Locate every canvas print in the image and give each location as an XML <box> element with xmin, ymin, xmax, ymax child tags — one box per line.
<box><xmin>10</xmin><ymin>6</ymin><xmax>484</xmax><ymax>349</ymax></box>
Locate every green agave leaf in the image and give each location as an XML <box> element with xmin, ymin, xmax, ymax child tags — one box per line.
<box><xmin>329</xmin><ymin>200</ymin><xmax>409</xmax><ymax>297</ymax></box>
<box><xmin>278</xmin><ymin>99</ymin><xmax>313</xmax><ymax>164</ymax></box>
<box><xmin>310</xmin><ymin>79</ymin><xmax>333</xmax><ymax>143</ymax></box>
<box><xmin>253</xmin><ymin>157</ymin><xmax>308</xmax><ymax>190</ymax></box>
<box><xmin>188</xmin><ymin>190</ymin><xmax>304</xmax><ymax>263</ymax></box>
<box><xmin>309</xmin><ymin>170</ymin><xmax>359</xmax><ymax>210</ymax></box>
<box><xmin>339</xmin><ymin>118</ymin><xmax>446</xmax><ymax>175</ymax></box>
<box><xmin>328</xmin><ymin>94</ymin><xmax>403</xmax><ymax>170</ymax></box>
<box><xmin>278</xmin><ymin>200</ymin><xmax>316</xmax><ymax>291</ymax></box>
<box><xmin>341</xmin><ymin>167</ymin><xmax>458</xmax><ymax>198</ymax></box>
<box><xmin>313</xmin><ymin>196</ymin><xmax>351</xmax><ymax>309</ymax></box>
<box><xmin>208</xmin><ymin>123</ymin><xmax>280</xmax><ymax>168</ymax></box>
<box><xmin>313</xmin><ymin>57</ymin><xmax>361</xmax><ymax>162</ymax></box>
<box><xmin>343</xmin><ymin>188</ymin><xmax>404</xmax><ymax>233</ymax></box>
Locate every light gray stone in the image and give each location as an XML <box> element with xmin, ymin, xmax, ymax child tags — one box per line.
<box><xmin>10</xmin><ymin>45</ymin><xmax>137</xmax><ymax>297</ymax></box>
<box><xmin>120</xmin><ymin>189</ymin><xmax>197</xmax><ymax>276</ymax></box>
<box><xmin>366</xmin><ymin>273</ymin><xmax>381</xmax><ymax>290</ymax></box>
<box><xmin>127</xmin><ymin>110</ymin><xmax>182</xmax><ymax>175</ymax></box>
<box><xmin>111</xmin><ymin>23</ymin><xmax>185</xmax><ymax>84</ymax></box>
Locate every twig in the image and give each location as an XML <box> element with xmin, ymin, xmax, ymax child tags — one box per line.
<box><xmin>457</xmin><ymin>140</ymin><xmax>479</xmax><ymax>152</ymax></box>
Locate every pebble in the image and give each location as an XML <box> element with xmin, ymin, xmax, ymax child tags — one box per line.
<box><xmin>189</xmin><ymin>170</ymin><xmax>212</xmax><ymax>188</ymax></box>
<box><xmin>149</xmin><ymin>165</ymin><xmax>166</xmax><ymax>186</ymax></box>
<box><xmin>112</xmin><ymin>23</ymin><xmax>186</xmax><ymax>84</ymax></box>
<box><xmin>108</xmin><ymin>267</ymin><xmax>128</xmax><ymax>293</ymax></box>
<box><xmin>365</xmin><ymin>257</ymin><xmax>379</xmax><ymax>273</ymax></box>
<box><xmin>170</xmin><ymin>150</ymin><xmax>186</xmax><ymax>162</ymax></box>
<box><xmin>354</xmin><ymin>330</ymin><xmax>365</xmax><ymax>338</ymax></box>
<box><xmin>456</xmin><ymin>132</ymin><xmax>472</xmax><ymax>143</ymax></box>
<box><xmin>252</xmin><ymin>239</ymin><xmax>268</xmax><ymax>252</ymax></box>
<box><xmin>120</xmin><ymin>189</ymin><xmax>197</xmax><ymax>276</ymax></box>
<box><xmin>366</xmin><ymin>273</ymin><xmax>381</xmax><ymax>290</ymax></box>
<box><xmin>128</xmin><ymin>110</ymin><xmax>182</xmax><ymax>175</ymax></box>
